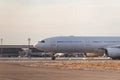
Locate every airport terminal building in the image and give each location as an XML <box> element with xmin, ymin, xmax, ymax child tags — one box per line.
<box><xmin>0</xmin><ymin>45</ymin><xmax>42</xmax><ymax>57</ymax></box>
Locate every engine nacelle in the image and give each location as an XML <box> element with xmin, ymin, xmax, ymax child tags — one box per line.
<box><xmin>106</xmin><ymin>48</ymin><xmax>120</xmax><ymax>59</ymax></box>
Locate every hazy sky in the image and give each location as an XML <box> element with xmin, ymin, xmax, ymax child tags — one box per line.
<box><xmin>0</xmin><ymin>0</ymin><xmax>120</xmax><ymax>44</ymax></box>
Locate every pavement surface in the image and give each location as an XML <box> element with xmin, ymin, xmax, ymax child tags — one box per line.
<box><xmin>0</xmin><ymin>57</ymin><xmax>111</xmax><ymax>62</ymax></box>
<box><xmin>0</xmin><ymin>58</ymin><xmax>120</xmax><ymax>80</ymax></box>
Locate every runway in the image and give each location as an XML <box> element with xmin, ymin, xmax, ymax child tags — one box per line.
<box><xmin>0</xmin><ymin>62</ymin><xmax>120</xmax><ymax>80</ymax></box>
<box><xmin>0</xmin><ymin>57</ymin><xmax>120</xmax><ymax>80</ymax></box>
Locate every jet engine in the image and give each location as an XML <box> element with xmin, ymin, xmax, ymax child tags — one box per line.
<box><xmin>106</xmin><ymin>48</ymin><xmax>120</xmax><ymax>59</ymax></box>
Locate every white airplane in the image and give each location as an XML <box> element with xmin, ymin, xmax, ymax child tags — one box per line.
<box><xmin>34</xmin><ymin>36</ymin><xmax>120</xmax><ymax>60</ymax></box>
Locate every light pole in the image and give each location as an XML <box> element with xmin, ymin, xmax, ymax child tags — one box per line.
<box><xmin>1</xmin><ymin>38</ymin><xmax>3</xmax><ymax>57</ymax></box>
<box><xmin>28</xmin><ymin>38</ymin><xmax>31</xmax><ymax>57</ymax></box>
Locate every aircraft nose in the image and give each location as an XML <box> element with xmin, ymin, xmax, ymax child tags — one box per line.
<box><xmin>34</xmin><ymin>42</ymin><xmax>47</xmax><ymax>51</ymax></box>
<box><xmin>34</xmin><ymin>42</ymin><xmax>40</xmax><ymax>49</ymax></box>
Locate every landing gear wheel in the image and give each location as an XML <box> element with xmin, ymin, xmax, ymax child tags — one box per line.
<box><xmin>51</xmin><ymin>53</ymin><xmax>56</xmax><ymax>60</ymax></box>
<box><xmin>52</xmin><ymin>56</ymin><xmax>56</xmax><ymax>60</ymax></box>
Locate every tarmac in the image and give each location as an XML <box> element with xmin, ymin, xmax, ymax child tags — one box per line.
<box><xmin>0</xmin><ymin>57</ymin><xmax>120</xmax><ymax>80</ymax></box>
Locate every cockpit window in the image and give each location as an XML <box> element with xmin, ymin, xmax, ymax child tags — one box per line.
<box><xmin>41</xmin><ymin>40</ymin><xmax>45</xmax><ymax>43</ymax></box>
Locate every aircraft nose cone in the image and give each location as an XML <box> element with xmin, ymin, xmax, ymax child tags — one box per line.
<box><xmin>33</xmin><ymin>42</ymin><xmax>39</xmax><ymax>49</ymax></box>
<box><xmin>34</xmin><ymin>42</ymin><xmax>46</xmax><ymax>51</ymax></box>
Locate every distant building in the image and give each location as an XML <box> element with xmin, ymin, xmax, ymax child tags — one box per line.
<box><xmin>0</xmin><ymin>45</ymin><xmax>42</xmax><ymax>57</ymax></box>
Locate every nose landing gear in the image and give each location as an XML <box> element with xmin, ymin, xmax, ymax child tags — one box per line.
<box><xmin>51</xmin><ymin>53</ymin><xmax>56</xmax><ymax>60</ymax></box>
